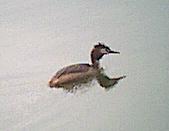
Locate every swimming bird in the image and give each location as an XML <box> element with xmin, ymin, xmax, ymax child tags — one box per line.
<box><xmin>48</xmin><ymin>42</ymin><xmax>125</xmax><ymax>90</ymax></box>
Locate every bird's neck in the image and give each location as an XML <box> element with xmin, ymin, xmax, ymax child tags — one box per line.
<box><xmin>91</xmin><ymin>59</ymin><xmax>100</xmax><ymax>69</ymax></box>
<box><xmin>91</xmin><ymin>49</ymin><xmax>102</xmax><ymax>69</ymax></box>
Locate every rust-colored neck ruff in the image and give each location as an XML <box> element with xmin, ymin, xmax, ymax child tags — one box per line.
<box><xmin>91</xmin><ymin>48</ymin><xmax>103</xmax><ymax>69</ymax></box>
<box><xmin>92</xmin><ymin>60</ymin><xmax>99</xmax><ymax>68</ymax></box>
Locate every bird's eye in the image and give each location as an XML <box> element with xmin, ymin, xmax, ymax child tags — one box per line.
<box><xmin>106</xmin><ymin>48</ymin><xmax>110</xmax><ymax>52</ymax></box>
<box><xmin>100</xmin><ymin>48</ymin><xmax>107</xmax><ymax>54</ymax></box>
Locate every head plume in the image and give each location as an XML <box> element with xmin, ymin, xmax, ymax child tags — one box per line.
<box><xmin>94</xmin><ymin>42</ymin><xmax>109</xmax><ymax>49</ymax></box>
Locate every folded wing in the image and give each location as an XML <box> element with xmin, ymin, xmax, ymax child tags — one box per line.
<box><xmin>53</xmin><ymin>64</ymin><xmax>91</xmax><ymax>79</ymax></box>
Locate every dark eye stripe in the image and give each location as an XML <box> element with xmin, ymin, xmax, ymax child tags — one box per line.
<box><xmin>106</xmin><ymin>48</ymin><xmax>110</xmax><ymax>51</ymax></box>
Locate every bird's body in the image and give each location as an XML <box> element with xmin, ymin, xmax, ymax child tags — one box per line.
<box><xmin>48</xmin><ymin>42</ymin><xmax>125</xmax><ymax>90</ymax></box>
<box><xmin>49</xmin><ymin>64</ymin><xmax>101</xmax><ymax>89</ymax></box>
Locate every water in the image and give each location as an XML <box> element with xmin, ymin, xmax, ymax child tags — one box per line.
<box><xmin>0</xmin><ymin>0</ymin><xmax>169</xmax><ymax>131</ymax></box>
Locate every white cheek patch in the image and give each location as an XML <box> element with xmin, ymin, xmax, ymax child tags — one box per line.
<box><xmin>100</xmin><ymin>48</ymin><xmax>108</xmax><ymax>54</ymax></box>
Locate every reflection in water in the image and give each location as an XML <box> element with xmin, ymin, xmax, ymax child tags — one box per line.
<box><xmin>96</xmin><ymin>70</ymin><xmax>126</xmax><ymax>91</ymax></box>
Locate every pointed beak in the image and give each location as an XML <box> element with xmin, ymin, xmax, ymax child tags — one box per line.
<box><xmin>109</xmin><ymin>50</ymin><xmax>120</xmax><ymax>54</ymax></box>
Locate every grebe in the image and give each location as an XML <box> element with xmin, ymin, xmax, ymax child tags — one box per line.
<box><xmin>49</xmin><ymin>42</ymin><xmax>125</xmax><ymax>90</ymax></box>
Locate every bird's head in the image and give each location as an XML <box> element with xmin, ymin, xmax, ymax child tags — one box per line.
<box><xmin>91</xmin><ymin>42</ymin><xmax>120</xmax><ymax>64</ymax></box>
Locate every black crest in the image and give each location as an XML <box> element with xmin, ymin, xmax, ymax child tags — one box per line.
<box><xmin>94</xmin><ymin>42</ymin><xmax>110</xmax><ymax>50</ymax></box>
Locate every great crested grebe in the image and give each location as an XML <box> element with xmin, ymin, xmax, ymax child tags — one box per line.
<box><xmin>49</xmin><ymin>42</ymin><xmax>125</xmax><ymax>90</ymax></box>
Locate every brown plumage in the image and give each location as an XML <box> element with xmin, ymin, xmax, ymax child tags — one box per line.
<box><xmin>48</xmin><ymin>42</ymin><xmax>125</xmax><ymax>90</ymax></box>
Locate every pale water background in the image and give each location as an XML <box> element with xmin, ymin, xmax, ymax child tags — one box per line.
<box><xmin>0</xmin><ymin>0</ymin><xmax>169</xmax><ymax>131</ymax></box>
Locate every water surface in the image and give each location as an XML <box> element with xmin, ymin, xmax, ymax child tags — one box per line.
<box><xmin>0</xmin><ymin>0</ymin><xmax>169</xmax><ymax>131</ymax></box>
